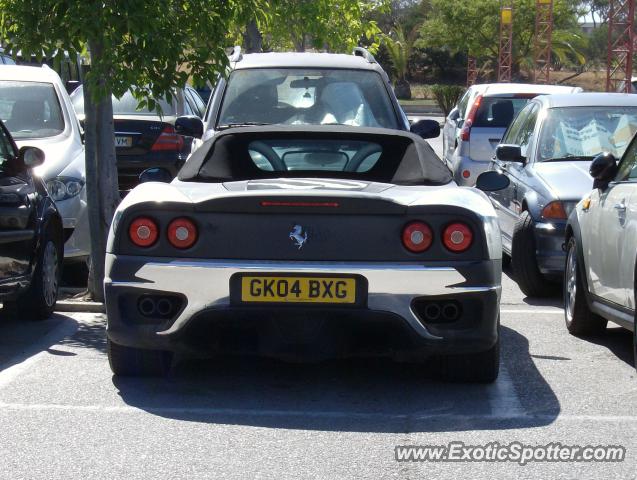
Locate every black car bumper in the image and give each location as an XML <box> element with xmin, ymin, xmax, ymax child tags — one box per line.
<box><xmin>534</xmin><ymin>221</ymin><xmax>567</xmax><ymax>278</ymax></box>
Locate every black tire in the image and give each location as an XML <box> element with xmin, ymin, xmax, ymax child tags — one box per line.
<box><xmin>501</xmin><ymin>252</ymin><xmax>511</xmax><ymax>268</ymax></box>
<box><xmin>437</xmin><ymin>339</ymin><xmax>500</xmax><ymax>383</ymax></box>
<box><xmin>107</xmin><ymin>339</ymin><xmax>173</xmax><ymax>377</ymax></box>
<box><xmin>7</xmin><ymin>222</ymin><xmax>62</xmax><ymax>321</ymax></box>
<box><xmin>511</xmin><ymin>211</ymin><xmax>554</xmax><ymax>297</ymax></box>
<box><xmin>563</xmin><ymin>237</ymin><xmax>607</xmax><ymax>336</ymax></box>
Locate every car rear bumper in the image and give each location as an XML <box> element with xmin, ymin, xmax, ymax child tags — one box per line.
<box><xmin>449</xmin><ymin>154</ymin><xmax>491</xmax><ymax>187</ymax></box>
<box><xmin>116</xmin><ymin>154</ymin><xmax>186</xmax><ymax>193</ymax></box>
<box><xmin>534</xmin><ymin>221</ymin><xmax>567</xmax><ymax>277</ymax></box>
<box><xmin>104</xmin><ymin>255</ymin><xmax>501</xmax><ymax>360</ymax></box>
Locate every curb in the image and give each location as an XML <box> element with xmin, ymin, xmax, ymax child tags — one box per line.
<box><xmin>55</xmin><ymin>300</ymin><xmax>105</xmax><ymax>314</ymax></box>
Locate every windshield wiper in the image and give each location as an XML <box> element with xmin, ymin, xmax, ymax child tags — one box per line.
<box><xmin>216</xmin><ymin>122</ymin><xmax>272</xmax><ymax>130</ymax></box>
<box><xmin>543</xmin><ymin>154</ymin><xmax>598</xmax><ymax>162</ymax></box>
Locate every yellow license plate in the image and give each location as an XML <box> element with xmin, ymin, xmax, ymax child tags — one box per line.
<box><xmin>240</xmin><ymin>276</ymin><xmax>357</xmax><ymax>304</ymax></box>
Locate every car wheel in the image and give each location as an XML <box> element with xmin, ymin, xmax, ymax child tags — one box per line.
<box><xmin>511</xmin><ymin>210</ymin><xmax>554</xmax><ymax>297</ymax></box>
<box><xmin>437</xmin><ymin>338</ymin><xmax>500</xmax><ymax>383</ymax></box>
<box><xmin>8</xmin><ymin>223</ymin><xmax>62</xmax><ymax>321</ymax></box>
<box><xmin>563</xmin><ymin>237</ymin><xmax>607</xmax><ymax>336</ymax></box>
<box><xmin>107</xmin><ymin>339</ymin><xmax>173</xmax><ymax>377</ymax></box>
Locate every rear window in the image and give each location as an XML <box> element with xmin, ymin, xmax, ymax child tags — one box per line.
<box><xmin>248</xmin><ymin>139</ymin><xmax>381</xmax><ymax>172</ymax></box>
<box><xmin>71</xmin><ymin>86</ymin><xmax>177</xmax><ymax>116</ymax></box>
<box><xmin>473</xmin><ymin>97</ymin><xmax>531</xmax><ymax>128</ymax></box>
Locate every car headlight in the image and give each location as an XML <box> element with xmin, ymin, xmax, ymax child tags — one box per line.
<box><xmin>46</xmin><ymin>177</ymin><xmax>85</xmax><ymax>201</ymax></box>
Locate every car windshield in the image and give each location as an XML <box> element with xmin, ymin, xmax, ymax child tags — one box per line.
<box><xmin>538</xmin><ymin>106</ymin><xmax>637</xmax><ymax>161</ymax></box>
<box><xmin>218</xmin><ymin>68</ymin><xmax>399</xmax><ymax>129</ymax></box>
<box><xmin>248</xmin><ymin>139</ymin><xmax>382</xmax><ymax>172</ymax></box>
<box><xmin>0</xmin><ymin>81</ymin><xmax>65</xmax><ymax>139</ymax></box>
<box><xmin>71</xmin><ymin>86</ymin><xmax>177</xmax><ymax>116</ymax></box>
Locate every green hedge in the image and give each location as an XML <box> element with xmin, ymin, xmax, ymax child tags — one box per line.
<box><xmin>429</xmin><ymin>84</ymin><xmax>465</xmax><ymax>117</ymax></box>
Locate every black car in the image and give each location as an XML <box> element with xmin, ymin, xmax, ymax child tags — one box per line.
<box><xmin>0</xmin><ymin>121</ymin><xmax>63</xmax><ymax>320</ymax></box>
<box><xmin>70</xmin><ymin>85</ymin><xmax>206</xmax><ymax>193</ymax></box>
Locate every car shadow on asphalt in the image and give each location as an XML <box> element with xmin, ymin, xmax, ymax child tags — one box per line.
<box><xmin>0</xmin><ymin>309</ymin><xmax>79</xmax><ymax>373</ymax></box>
<box><xmin>112</xmin><ymin>325</ymin><xmax>561</xmax><ymax>433</ymax></box>
<box><xmin>578</xmin><ymin>326</ymin><xmax>634</xmax><ymax>368</ymax></box>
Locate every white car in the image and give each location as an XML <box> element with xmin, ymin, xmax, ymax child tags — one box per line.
<box><xmin>0</xmin><ymin>65</ymin><xmax>89</xmax><ymax>260</ymax></box>
<box><xmin>564</xmin><ymin>142</ymin><xmax>637</xmax><ymax>368</ymax></box>
<box><xmin>442</xmin><ymin>83</ymin><xmax>582</xmax><ymax>186</ymax></box>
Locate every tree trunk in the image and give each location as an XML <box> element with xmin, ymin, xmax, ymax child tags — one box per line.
<box><xmin>243</xmin><ymin>19</ymin><xmax>263</xmax><ymax>53</ymax></box>
<box><xmin>85</xmin><ymin>38</ymin><xmax>120</xmax><ymax>302</ymax></box>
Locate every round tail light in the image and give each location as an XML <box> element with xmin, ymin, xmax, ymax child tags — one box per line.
<box><xmin>167</xmin><ymin>218</ymin><xmax>198</xmax><ymax>249</ymax></box>
<box><xmin>129</xmin><ymin>217</ymin><xmax>159</xmax><ymax>247</ymax></box>
<box><xmin>443</xmin><ymin>222</ymin><xmax>473</xmax><ymax>252</ymax></box>
<box><xmin>402</xmin><ymin>221</ymin><xmax>433</xmax><ymax>253</ymax></box>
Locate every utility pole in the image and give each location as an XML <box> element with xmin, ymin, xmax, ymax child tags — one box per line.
<box><xmin>606</xmin><ymin>0</ymin><xmax>636</xmax><ymax>92</ymax></box>
<box><xmin>533</xmin><ymin>0</ymin><xmax>554</xmax><ymax>84</ymax></box>
<box><xmin>498</xmin><ymin>0</ymin><xmax>514</xmax><ymax>82</ymax></box>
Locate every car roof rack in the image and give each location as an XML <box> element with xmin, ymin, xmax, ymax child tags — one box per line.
<box><xmin>229</xmin><ymin>45</ymin><xmax>243</xmax><ymax>63</ymax></box>
<box><xmin>352</xmin><ymin>47</ymin><xmax>376</xmax><ymax>64</ymax></box>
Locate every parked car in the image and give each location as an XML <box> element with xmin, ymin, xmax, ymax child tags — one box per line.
<box><xmin>70</xmin><ymin>85</ymin><xmax>206</xmax><ymax>193</ymax></box>
<box><xmin>190</xmin><ymin>47</ymin><xmax>438</xmax><ymax>151</ymax></box>
<box><xmin>0</xmin><ymin>120</ymin><xmax>63</xmax><ymax>320</ymax></box>
<box><xmin>564</xmin><ymin>145</ymin><xmax>637</xmax><ymax>369</ymax></box>
<box><xmin>0</xmin><ymin>65</ymin><xmax>89</xmax><ymax>262</ymax></box>
<box><xmin>486</xmin><ymin>93</ymin><xmax>637</xmax><ymax>297</ymax></box>
<box><xmin>104</xmin><ymin>125</ymin><xmax>508</xmax><ymax>381</ymax></box>
<box><xmin>442</xmin><ymin>83</ymin><xmax>582</xmax><ymax>186</ymax></box>
<box><xmin>617</xmin><ymin>76</ymin><xmax>637</xmax><ymax>94</ymax></box>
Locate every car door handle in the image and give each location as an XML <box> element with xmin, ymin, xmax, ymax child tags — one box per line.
<box><xmin>614</xmin><ymin>202</ymin><xmax>626</xmax><ymax>211</ymax></box>
<box><xmin>488</xmin><ymin>138</ymin><xmax>501</xmax><ymax>143</ymax></box>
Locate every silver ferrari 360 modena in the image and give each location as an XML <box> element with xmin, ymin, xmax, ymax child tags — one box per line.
<box><xmin>104</xmin><ymin>125</ymin><xmax>507</xmax><ymax>382</ymax></box>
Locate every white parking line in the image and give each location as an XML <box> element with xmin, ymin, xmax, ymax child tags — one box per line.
<box><xmin>501</xmin><ymin>309</ymin><xmax>563</xmax><ymax>314</ymax></box>
<box><xmin>0</xmin><ymin>401</ymin><xmax>636</xmax><ymax>423</ymax></box>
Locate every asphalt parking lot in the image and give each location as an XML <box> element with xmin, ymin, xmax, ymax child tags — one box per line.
<box><xmin>0</xmin><ymin>132</ymin><xmax>635</xmax><ymax>479</ymax></box>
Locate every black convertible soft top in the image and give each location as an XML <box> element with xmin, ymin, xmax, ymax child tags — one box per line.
<box><xmin>178</xmin><ymin>125</ymin><xmax>452</xmax><ymax>186</ymax></box>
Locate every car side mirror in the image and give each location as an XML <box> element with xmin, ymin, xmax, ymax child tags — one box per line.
<box><xmin>139</xmin><ymin>167</ymin><xmax>173</xmax><ymax>184</ymax></box>
<box><xmin>475</xmin><ymin>171</ymin><xmax>510</xmax><ymax>192</ymax></box>
<box><xmin>448</xmin><ymin>108</ymin><xmax>460</xmax><ymax>121</ymax></box>
<box><xmin>175</xmin><ymin>115</ymin><xmax>204</xmax><ymax>139</ymax></box>
<box><xmin>19</xmin><ymin>146</ymin><xmax>45</xmax><ymax>168</ymax></box>
<box><xmin>495</xmin><ymin>144</ymin><xmax>524</xmax><ymax>163</ymax></box>
<box><xmin>65</xmin><ymin>80</ymin><xmax>81</xmax><ymax>95</ymax></box>
<box><xmin>410</xmin><ymin>119</ymin><xmax>440</xmax><ymax>139</ymax></box>
<box><xmin>590</xmin><ymin>152</ymin><xmax>618</xmax><ymax>190</ymax></box>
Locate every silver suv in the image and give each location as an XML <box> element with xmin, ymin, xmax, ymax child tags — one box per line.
<box><xmin>443</xmin><ymin>83</ymin><xmax>582</xmax><ymax>186</ymax></box>
<box><xmin>182</xmin><ymin>47</ymin><xmax>440</xmax><ymax>150</ymax></box>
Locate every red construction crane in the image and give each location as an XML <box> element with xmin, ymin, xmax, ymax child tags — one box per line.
<box><xmin>606</xmin><ymin>0</ymin><xmax>636</xmax><ymax>92</ymax></box>
<box><xmin>533</xmin><ymin>0</ymin><xmax>554</xmax><ymax>84</ymax></box>
<box><xmin>498</xmin><ymin>0</ymin><xmax>514</xmax><ymax>82</ymax></box>
<box><xmin>467</xmin><ymin>56</ymin><xmax>478</xmax><ymax>86</ymax></box>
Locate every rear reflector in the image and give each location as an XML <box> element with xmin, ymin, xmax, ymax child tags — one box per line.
<box><xmin>443</xmin><ymin>223</ymin><xmax>473</xmax><ymax>253</ymax></box>
<box><xmin>151</xmin><ymin>125</ymin><xmax>184</xmax><ymax>152</ymax></box>
<box><xmin>260</xmin><ymin>201</ymin><xmax>340</xmax><ymax>208</ymax></box>
<box><xmin>402</xmin><ymin>221</ymin><xmax>433</xmax><ymax>253</ymax></box>
<box><xmin>167</xmin><ymin>218</ymin><xmax>198</xmax><ymax>249</ymax></box>
<box><xmin>129</xmin><ymin>217</ymin><xmax>159</xmax><ymax>247</ymax></box>
<box><xmin>462</xmin><ymin>170</ymin><xmax>470</xmax><ymax>178</ymax></box>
